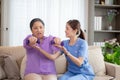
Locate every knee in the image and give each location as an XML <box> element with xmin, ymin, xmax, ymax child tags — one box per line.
<box><xmin>24</xmin><ymin>73</ymin><xmax>42</xmax><ymax>80</ymax></box>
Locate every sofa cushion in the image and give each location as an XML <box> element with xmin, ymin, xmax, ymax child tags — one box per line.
<box><xmin>0</xmin><ymin>57</ymin><xmax>6</xmax><ymax>79</ymax></box>
<box><xmin>94</xmin><ymin>75</ymin><xmax>114</xmax><ymax>80</ymax></box>
<box><xmin>55</xmin><ymin>54</ymin><xmax>67</xmax><ymax>74</ymax></box>
<box><xmin>0</xmin><ymin>46</ymin><xmax>26</xmax><ymax>69</ymax></box>
<box><xmin>4</xmin><ymin>55</ymin><xmax>20</xmax><ymax>79</ymax></box>
<box><xmin>0</xmin><ymin>65</ymin><xmax>6</xmax><ymax>79</ymax></box>
<box><xmin>20</xmin><ymin>55</ymin><xmax>26</xmax><ymax>79</ymax></box>
<box><xmin>0</xmin><ymin>54</ymin><xmax>21</xmax><ymax>80</ymax></box>
<box><xmin>88</xmin><ymin>46</ymin><xmax>106</xmax><ymax>76</ymax></box>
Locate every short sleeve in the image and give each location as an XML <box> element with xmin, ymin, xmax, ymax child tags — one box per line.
<box><xmin>51</xmin><ymin>45</ymin><xmax>60</xmax><ymax>53</ymax></box>
<box><xmin>78</xmin><ymin>41</ymin><xmax>88</xmax><ymax>57</ymax></box>
<box><xmin>48</xmin><ymin>35</ymin><xmax>60</xmax><ymax>53</ymax></box>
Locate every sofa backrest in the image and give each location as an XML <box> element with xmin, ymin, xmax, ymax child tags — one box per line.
<box><xmin>55</xmin><ymin>54</ymin><xmax>67</xmax><ymax>74</ymax></box>
<box><xmin>0</xmin><ymin>46</ymin><xmax>26</xmax><ymax>69</ymax></box>
<box><xmin>88</xmin><ymin>46</ymin><xmax>106</xmax><ymax>76</ymax></box>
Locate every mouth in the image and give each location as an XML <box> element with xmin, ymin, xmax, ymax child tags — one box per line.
<box><xmin>38</xmin><ymin>33</ymin><xmax>42</xmax><ymax>35</ymax></box>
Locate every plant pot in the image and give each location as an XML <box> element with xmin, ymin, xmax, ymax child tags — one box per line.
<box><xmin>108</xmin><ymin>25</ymin><xmax>112</xmax><ymax>30</ymax></box>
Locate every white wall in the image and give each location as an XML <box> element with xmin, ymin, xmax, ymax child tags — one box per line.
<box><xmin>1</xmin><ymin>0</ymin><xmax>88</xmax><ymax>46</ymax></box>
<box><xmin>1</xmin><ymin>0</ymin><xmax>10</xmax><ymax>46</ymax></box>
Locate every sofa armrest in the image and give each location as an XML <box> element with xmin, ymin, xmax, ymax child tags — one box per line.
<box><xmin>105</xmin><ymin>62</ymin><xmax>120</xmax><ymax>80</ymax></box>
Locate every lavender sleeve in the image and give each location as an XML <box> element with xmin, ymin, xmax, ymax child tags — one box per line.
<box><xmin>23</xmin><ymin>35</ymin><xmax>32</xmax><ymax>49</ymax></box>
<box><xmin>49</xmin><ymin>36</ymin><xmax>60</xmax><ymax>53</ymax></box>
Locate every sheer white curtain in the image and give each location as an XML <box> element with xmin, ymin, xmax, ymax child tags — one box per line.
<box><xmin>1</xmin><ymin>0</ymin><xmax>87</xmax><ymax>46</ymax></box>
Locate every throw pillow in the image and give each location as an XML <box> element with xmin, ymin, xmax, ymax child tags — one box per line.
<box><xmin>3</xmin><ymin>55</ymin><xmax>20</xmax><ymax>80</ymax></box>
<box><xmin>0</xmin><ymin>65</ymin><xmax>6</xmax><ymax>79</ymax></box>
<box><xmin>0</xmin><ymin>57</ymin><xmax>6</xmax><ymax>79</ymax></box>
<box><xmin>88</xmin><ymin>46</ymin><xmax>106</xmax><ymax>76</ymax></box>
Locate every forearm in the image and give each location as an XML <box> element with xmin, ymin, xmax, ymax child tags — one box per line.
<box><xmin>65</xmin><ymin>51</ymin><xmax>83</xmax><ymax>66</ymax></box>
<box><xmin>37</xmin><ymin>47</ymin><xmax>60</xmax><ymax>60</ymax></box>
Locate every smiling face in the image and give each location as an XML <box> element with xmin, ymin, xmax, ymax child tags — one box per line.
<box><xmin>65</xmin><ymin>23</ymin><xmax>77</xmax><ymax>38</ymax></box>
<box><xmin>31</xmin><ymin>21</ymin><xmax>45</xmax><ymax>39</ymax></box>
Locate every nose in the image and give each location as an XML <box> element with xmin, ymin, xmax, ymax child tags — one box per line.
<box><xmin>37</xmin><ymin>28</ymin><xmax>41</xmax><ymax>32</ymax></box>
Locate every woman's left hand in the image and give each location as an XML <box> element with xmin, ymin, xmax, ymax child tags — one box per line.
<box><xmin>55</xmin><ymin>44</ymin><xmax>68</xmax><ymax>55</ymax></box>
<box><xmin>61</xmin><ymin>46</ymin><xmax>69</xmax><ymax>55</ymax></box>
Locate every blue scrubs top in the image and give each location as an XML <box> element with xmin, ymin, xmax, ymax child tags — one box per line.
<box><xmin>63</xmin><ymin>38</ymin><xmax>94</xmax><ymax>76</ymax></box>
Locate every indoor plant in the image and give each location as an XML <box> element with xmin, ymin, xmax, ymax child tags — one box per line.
<box><xmin>107</xmin><ymin>9</ymin><xmax>118</xmax><ymax>30</ymax></box>
<box><xmin>102</xmin><ymin>38</ymin><xmax>120</xmax><ymax>65</ymax></box>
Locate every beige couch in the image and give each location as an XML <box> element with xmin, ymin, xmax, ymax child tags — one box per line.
<box><xmin>0</xmin><ymin>46</ymin><xmax>120</xmax><ymax>80</ymax></box>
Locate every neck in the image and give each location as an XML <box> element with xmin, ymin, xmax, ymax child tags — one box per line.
<box><xmin>69</xmin><ymin>36</ymin><xmax>77</xmax><ymax>45</ymax></box>
<box><xmin>39</xmin><ymin>36</ymin><xmax>44</xmax><ymax>43</ymax></box>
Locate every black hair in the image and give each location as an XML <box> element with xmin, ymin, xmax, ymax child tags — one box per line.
<box><xmin>30</xmin><ymin>18</ymin><xmax>45</xmax><ymax>30</ymax></box>
<box><xmin>67</xmin><ymin>19</ymin><xmax>85</xmax><ymax>40</ymax></box>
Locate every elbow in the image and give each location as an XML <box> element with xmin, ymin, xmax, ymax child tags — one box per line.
<box><xmin>76</xmin><ymin>60</ymin><xmax>83</xmax><ymax>67</ymax></box>
<box><xmin>76</xmin><ymin>62</ymin><xmax>82</xmax><ymax>67</ymax></box>
<box><xmin>76</xmin><ymin>57</ymin><xmax>84</xmax><ymax>66</ymax></box>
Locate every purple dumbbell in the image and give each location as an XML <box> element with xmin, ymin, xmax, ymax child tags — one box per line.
<box><xmin>27</xmin><ymin>39</ymin><xmax>40</xmax><ymax>44</ymax></box>
<box><xmin>51</xmin><ymin>40</ymin><xmax>64</xmax><ymax>46</ymax></box>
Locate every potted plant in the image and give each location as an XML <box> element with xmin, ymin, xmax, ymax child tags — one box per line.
<box><xmin>102</xmin><ymin>38</ymin><xmax>120</xmax><ymax>65</ymax></box>
<box><xmin>107</xmin><ymin>9</ymin><xmax>119</xmax><ymax>30</ymax></box>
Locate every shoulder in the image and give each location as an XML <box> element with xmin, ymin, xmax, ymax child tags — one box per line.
<box><xmin>24</xmin><ymin>34</ymin><xmax>32</xmax><ymax>40</ymax></box>
<box><xmin>62</xmin><ymin>39</ymin><xmax>69</xmax><ymax>47</ymax></box>
<box><xmin>77</xmin><ymin>38</ymin><xmax>88</xmax><ymax>48</ymax></box>
<box><xmin>78</xmin><ymin>38</ymin><xmax>87</xmax><ymax>43</ymax></box>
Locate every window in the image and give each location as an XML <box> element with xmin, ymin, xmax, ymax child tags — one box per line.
<box><xmin>1</xmin><ymin>0</ymin><xmax>87</xmax><ymax>46</ymax></box>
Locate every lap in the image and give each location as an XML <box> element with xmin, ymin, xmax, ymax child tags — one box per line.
<box><xmin>24</xmin><ymin>73</ymin><xmax>42</xmax><ymax>80</ymax></box>
<box><xmin>43</xmin><ymin>74</ymin><xmax>57</xmax><ymax>80</ymax></box>
<box><xmin>24</xmin><ymin>73</ymin><xmax>57</xmax><ymax>80</ymax></box>
<box><xmin>59</xmin><ymin>71</ymin><xmax>94</xmax><ymax>80</ymax></box>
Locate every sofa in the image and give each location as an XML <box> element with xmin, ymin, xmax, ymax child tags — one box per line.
<box><xmin>0</xmin><ymin>46</ymin><xmax>120</xmax><ymax>80</ymax></box>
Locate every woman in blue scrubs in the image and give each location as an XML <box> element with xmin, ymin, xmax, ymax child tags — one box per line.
<box><xmin>58</xmin><ymin>20</ymin><xmax>95</xmax><ymax>80</ymax></box>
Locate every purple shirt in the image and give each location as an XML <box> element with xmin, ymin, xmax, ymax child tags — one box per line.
<box><xmin>23</xmin><ymin>35</ymin><xmax>60</xmax><ymax>75</ymax></box>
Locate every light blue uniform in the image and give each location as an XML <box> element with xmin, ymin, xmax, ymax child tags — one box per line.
<box><xmin>59</xmin><ymin>38</ymin><xmax>95</xmax><ymax>80</ymax></box>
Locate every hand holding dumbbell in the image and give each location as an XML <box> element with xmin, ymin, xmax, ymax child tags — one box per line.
<box><xmin>27</xmin><ymin>36</ymin><xmax>40</xmax><ymax>46</ymax></box>
<box><xmin>51</xmin><ymin>40</ymin><xmax>64</xmax><ymax>46</ymax></box>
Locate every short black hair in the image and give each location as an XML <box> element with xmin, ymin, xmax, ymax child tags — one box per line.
<box><xmin>30</xmin><ymin>18</ymin><xmax>45</xmax><ymax>30</ymax></box>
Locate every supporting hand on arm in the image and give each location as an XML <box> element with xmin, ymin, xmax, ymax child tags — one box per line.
<box><xmin>57</xmin><ymin>45</ymin><xmax>84</xmax><ymax>67</ymax></box>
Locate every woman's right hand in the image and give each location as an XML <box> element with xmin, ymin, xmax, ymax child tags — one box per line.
<box><xmin>28</xmin><ymin>36</ymin><xmax>37</xmax><ymax>46</ymax></box>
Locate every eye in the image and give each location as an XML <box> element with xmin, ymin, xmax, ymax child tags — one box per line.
<box><xmin>66</xmin><ymin>27</ymin><xmax>69</xmax><ymax>30</ymax></box>
<box><xmin>33</xmin><ymin>26</ymin><xmax>38</xmax><ymax>29</ymax></box>
<box><xmin>40</xmin><ymin>26</ymin><xmax>43</xmax><ymax>29</ymax></box>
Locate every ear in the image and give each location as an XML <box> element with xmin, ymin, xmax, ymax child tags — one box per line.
<box><xmin>74</xmin><ymin>29</ymin><xmax>78</xmax><ymax>34</ymax></box>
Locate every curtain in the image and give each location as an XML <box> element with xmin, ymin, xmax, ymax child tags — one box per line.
<box><xmin>1</xmin><ymin>0</ymin><xmax>86</xmax><ymax>46</ymax></box>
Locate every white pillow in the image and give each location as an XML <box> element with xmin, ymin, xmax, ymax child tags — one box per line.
<box><xmin>0</xmin><ymin>65</ymin><xmax>6</xmax><ymax>79</ymax></box>
<box><xmin>88</xmin><ymin>46</ymin><xmax>106</xmax><ymax>76</ymax></box>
